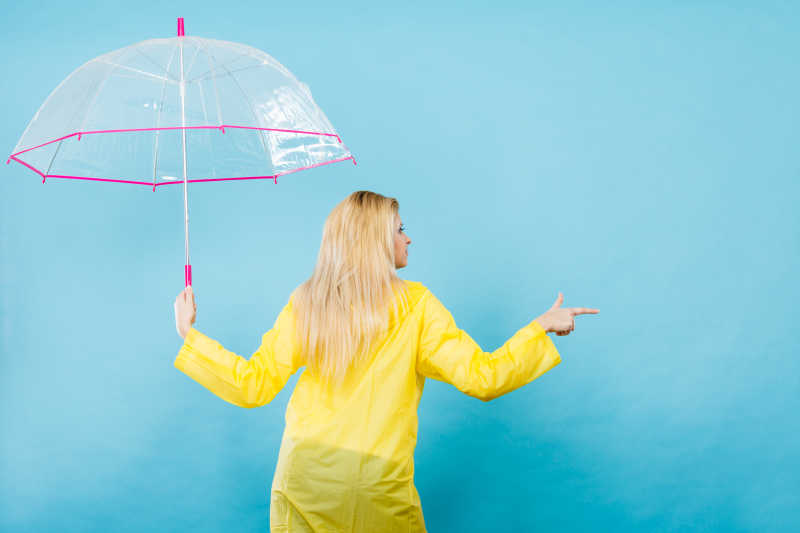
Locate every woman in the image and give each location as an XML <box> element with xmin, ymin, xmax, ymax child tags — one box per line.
<box><xmin>173</xmin><ymin>190</ymin><xmax>598</xmax><ymax>532</ymax></box>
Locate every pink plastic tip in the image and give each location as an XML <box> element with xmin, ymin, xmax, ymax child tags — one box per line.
<box><xmin>185</xmin><ymin>264</ymin><xmax>192</xmax><ymax>286</ymax></box>
<box><xmin>177</xmin><ymin>18</ymin><xmax>185</xmax><ymax>37</ymax></box>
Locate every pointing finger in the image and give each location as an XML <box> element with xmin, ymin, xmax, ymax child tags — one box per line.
<box><xmin>570</xmin><ymin>308</ymin><xmax>599</xmax><ymax>316</ymax></box>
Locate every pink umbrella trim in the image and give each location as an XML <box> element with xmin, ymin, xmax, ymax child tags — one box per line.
<box><xmin>7</xmin><ymin>124</ymin><xmax>352</xmax><ymax>189</ymax></box>
<box><xmin>9</xmin><ymin>124</ymin><xmax>343</xmax><ymax>159</ymax></box>
<box><xmin>7</xmin><ymin>154</ymin><xmax>356</xmax><ymax>189</ymax></box>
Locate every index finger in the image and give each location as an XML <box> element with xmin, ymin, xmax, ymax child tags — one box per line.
<box><xmin>570</xmin><ymin>308</ymin><xmax>599</xmax><ymax>316</ymax></box>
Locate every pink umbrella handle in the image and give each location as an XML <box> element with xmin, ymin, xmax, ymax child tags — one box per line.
<box><xmin>185</xmin><ymin>264</ymin><xmax>192</xmax><ymax>287</ymax></box>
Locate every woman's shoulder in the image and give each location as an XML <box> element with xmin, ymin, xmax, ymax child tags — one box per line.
<box><xmin>399</xmin><ymin>279</ymin><xmax>433</xmax><ymax>309</ymax></box>
<box><xmin>400</xmin><ymin>279</ymin><xmax>428</xmax><ymax>293</ymax></box>
<box><xmin>401</xmin><ymin>279</ymin><xmax>425</xmax><ymax>290</ymax></box>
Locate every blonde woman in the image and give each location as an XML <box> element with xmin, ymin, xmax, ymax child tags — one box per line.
<box><xmin>173</xmin><ymin>190</ymin><xmax>598</xmax><ymax>532</ymax></box>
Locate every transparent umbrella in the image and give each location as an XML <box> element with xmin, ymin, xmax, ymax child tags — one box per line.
<box><xmin>8</xmin><ymin>18</ymin><xmax>355</xmax><ymax>286</ymax></box>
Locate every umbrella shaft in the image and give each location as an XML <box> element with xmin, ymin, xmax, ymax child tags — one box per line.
<box><xmin>179</xmin><ymin>31</ymin><xmax>191</xmax><ymax>282</ymax></box>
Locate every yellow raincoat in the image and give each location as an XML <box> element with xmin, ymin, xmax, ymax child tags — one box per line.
<box><xmin>174</xmin><ymin>280</ymin><xmax>561</xmax><ymax>532</ymax></box>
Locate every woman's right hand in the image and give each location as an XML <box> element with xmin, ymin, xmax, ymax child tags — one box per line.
<box><xmin>535</xmin><ymin>293</ymin><xmax>598</xmax><ymax>336</ymax></box>
<box><xmin>174</xmin><ymin>285</ymin><xmax>197</xmax><ymax>339</ymax></box>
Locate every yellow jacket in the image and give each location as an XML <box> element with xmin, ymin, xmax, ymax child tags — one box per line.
<box><xmin>175</xmin><ymin>280</ymin><xmax>561</xmax><ymax>532</ymax></box>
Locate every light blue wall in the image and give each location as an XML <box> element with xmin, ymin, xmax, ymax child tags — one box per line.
<box><xmin>2</xmin><ymin>2</ymin><xmax>798</xmax><ymax>531</ymax></box>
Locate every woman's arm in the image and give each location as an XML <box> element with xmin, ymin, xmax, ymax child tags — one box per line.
<box><xmin>174</xmin><ymin>297</ymin><xmax>304</xmax><ymax>408</ymax></box>
<box><xmin>416</xmin><ymin>289</ymin><xmax>562</xmax><ymax>402</ymax></box>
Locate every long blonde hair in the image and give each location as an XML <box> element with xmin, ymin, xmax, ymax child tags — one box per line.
<box><xmin>292</xmin><ymin>191</ymin><xmax>409</xmax><ymax>385</ymax></box>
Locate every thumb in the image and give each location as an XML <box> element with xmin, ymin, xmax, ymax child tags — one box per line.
<box><xmin>549</xmin><ymin>292</ymin><xmax>563</xmax><ymax>310</ymax></box>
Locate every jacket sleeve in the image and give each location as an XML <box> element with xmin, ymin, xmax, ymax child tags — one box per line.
<box><xmin>416</xmin><ymin>288</ymin><xmax>561</xmax><ymax>402</ymax></box>
<box><xmin>174</xmin><ymin>298</ymin><xmax>304</xmax><ymax>408</ymax></box>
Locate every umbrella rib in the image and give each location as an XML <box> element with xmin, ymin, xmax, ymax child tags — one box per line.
<box><xmin>10</xmin><ymin>57</ymin><xmax>91</xmax><ymax>156</ymax></box>
<box><xmin>78</xmin><ymin>50</ymin><xmax>129</xmax><ymax>133</ymax></box>
<box><xmin>95</xmin><ymin>59</ymin><xmax>176</xmax><ymax>84</ymax></box>
<box><xmin>196</xmin><ymin>76</ymin><xmax>216</xmax><ymax>179</ymax></box>
<box><xmin>153</xmin><ymin>41</ymin><xmax>180</xmax><ymax>184</ymax></box>
<box><xmin>134</xmin><ymin>47</ymin><xmax>179</xmax><ymax>82</ymax></box>
<box><xmin>197</xmin><ymin>81</ymin><xmax>210</xmax><ymax>124</ymax></box>
<box><xmin>183</xmin><ymin>42</ymin><xmax>202</xmax><ymax>81</ymax></box>
<box><xmin>233</xmin><ymin>42</ymin><xmax>308</xmax><ymax>89</ymax></box>
<box><xmin>40</xmin><ymin>49</ymin><xmax>126</xmax><ymax>179</ymax></box>
<box><xmin>187</xmin><ymin>63</ymin><xmax>265</xmax><ymax>85</ymax></box>
<box><xmin>43</xmin><ymin>140</ymin><xmax>65</xmax><ymax>177</ymax></box>
<box><xmin>197</xmin><ymin>39</ymin><xmax>272</xmax><ymax>163</ymax></box>
<box><xmin>211</xmin><ymin>57</ymin><xmax>271</xmax><ymax>168</ymax></box>
<box><xmin>192</xmin><ymin>37</ymin><xmax>224</xmax><ymax>126</ymax></box>
<box><xmin>184</xmin><ymin>50</ymin><xmax>253</xmax><ymax>84</ymax></box>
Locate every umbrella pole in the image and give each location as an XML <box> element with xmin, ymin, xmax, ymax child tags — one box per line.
<box><xmin>178</xmin><ymin>17</ymin><xmax>192</xmax><ymax>288</ymax></box>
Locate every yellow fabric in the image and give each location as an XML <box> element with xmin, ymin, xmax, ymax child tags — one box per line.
<box><xmin>175</xmin><ymin>280</ymin><xmax>561</xmax><ymax>532</ymax></box>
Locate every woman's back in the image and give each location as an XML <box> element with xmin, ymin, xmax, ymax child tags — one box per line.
<box><xmin>175</xmin><ymin>279</ymin><xmax>561</xmax><ymax>532</ymax></box>
<box><xmin>272</xmin><ymin>280</ymin><xmax>429</xmax><ymax>532</ymax></box>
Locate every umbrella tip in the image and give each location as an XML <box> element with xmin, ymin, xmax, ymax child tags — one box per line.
<box><xmin>177</xmin><ymin>17</ymin><xmax>185</xmax><ymax>37</ymax></box>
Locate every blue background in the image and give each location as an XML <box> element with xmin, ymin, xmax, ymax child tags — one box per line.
<box><xmin>2</xmin><ymin>1</ymin><xmax>798</xmax><ymax>531</ymax></box>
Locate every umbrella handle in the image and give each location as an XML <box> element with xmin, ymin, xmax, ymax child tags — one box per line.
<box><xmin>185</xmin><ymin>264</ymin><xmax>192</xmax><ymax>287</ymax></box>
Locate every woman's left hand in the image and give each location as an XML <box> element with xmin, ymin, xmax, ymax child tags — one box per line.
<box><xmin>174</xmin><ymin>286</ymin><xmax>196</xmax><ymax>339</ymax></box>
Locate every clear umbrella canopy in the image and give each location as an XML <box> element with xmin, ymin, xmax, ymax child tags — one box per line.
<box><xmin>10</xmin><ymin>33</ymin><xmax>353</xmax><ymax>186</ymax></box>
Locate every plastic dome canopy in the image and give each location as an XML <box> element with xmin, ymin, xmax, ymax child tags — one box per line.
<box><xmin>10</xmin><ymin>36</ymin><xmax>353</xmax><ymax>185</ymax></box>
